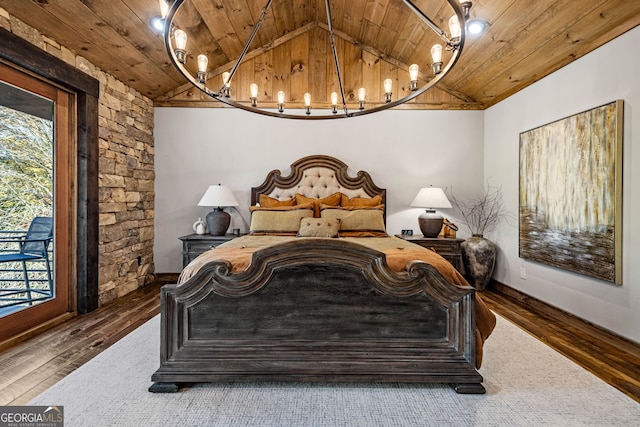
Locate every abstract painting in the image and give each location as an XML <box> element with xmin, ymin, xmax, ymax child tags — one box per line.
<box><xmin>519</xmin><ymin>100</ymin><xmax>623</xmax><ymax>284</ymax></box>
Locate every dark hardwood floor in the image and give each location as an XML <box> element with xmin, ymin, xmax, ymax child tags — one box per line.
<box><xmin>481</xmin><ymin>282</ymin><xmax>640</xmax><ymax>403</ymax></box>
<box><xmin>0</xmin><ymin>279</ymin><xmax>638</xmax><ymax>405</ymax></box>
<box><xmin>0</xmin><ymin>281</ymin><xmax>163</xmax><ymax>405</ymax></box>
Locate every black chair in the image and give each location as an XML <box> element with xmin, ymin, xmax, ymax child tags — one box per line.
<box><xmin>0</xmin><ymin>217</ymin><xmax>53</xmax><ymax>308</ymax></box>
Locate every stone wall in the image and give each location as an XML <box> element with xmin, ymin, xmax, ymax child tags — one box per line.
<box><xmin>0</xmin><ymin>8</ymin><xmax>155</xmax><ymax>306</ymax></box>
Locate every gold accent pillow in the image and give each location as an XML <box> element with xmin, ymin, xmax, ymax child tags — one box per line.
<box><xmin>295</xmin><ymin>192</ymin><xmax>341</xmax><ymax>217</ymax></box>
<box><xmin>340</xmin><ymin>194</ymin><xmax>383</xmax><ymax>207</ymax></box>
<box><xmin>321</xmin><ymin>204</ymin><xmax>384</xmax><ymax>211</ymax></box>
<box><xmin>259</xmin><ymin>194</ymin><xmax>296</xmax><ymax>208</ymax></box>
<box><xmin>297</xmin><ymin>218</ymin><xmax>341</xmax><ymax>238</ymax></box>
<box><xmin>249</xmin><ymin>205</ymin><xmax>314</xmax><ymax>234</ymax></box>
<box><xmin>250</xmin><ymin>202</ymin><xmax>313</xmax><ymax>212</ymax></box>
<box><xmin>320</xmin><ymin>208</ymin><xmax>386</xmax><ymax>232</ymax></box>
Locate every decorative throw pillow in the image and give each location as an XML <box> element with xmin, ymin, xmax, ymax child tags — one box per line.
<box><xmin>295</xmin><ymin>193</ymin><xmax>341</xmax><ymax>217</ymax></box>
<box><xmin>250</xmin><ymin>202</ymin><xmax>314</xmax><ymax>212</ymax></box>
<box><xmin>259</xmin><ymin>194</ymin><xmax>296</xmax><ymax>208</ymax></box>
<box><xmin>297</xmin><ymin>218</ymin><xmax>341</xmax><ymax>238</ymax></box>
<box><xmin>340</xmin><ymin>194</ymin><xmax>383</xmax><ymax>207</ymax></box>
<box><xmin>320</xmin><ymin>208</ymin><xmax>386</xmax><ymax>232</ymax></box>
<box><xmin>321</xmin><ymin>204</ymin><xmax>385</xmax><ymax>211</ymax></box>
<box><xmin>249</xmin><ymin>205</ymin><xmax>314</xmax><ymax>234</ymax></box>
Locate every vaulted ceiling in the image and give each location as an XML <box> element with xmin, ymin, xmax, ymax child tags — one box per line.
<box><xmin>1</xmin><ymin>0</ymin><xmax>638</xmax><ymax>110</ymax></box>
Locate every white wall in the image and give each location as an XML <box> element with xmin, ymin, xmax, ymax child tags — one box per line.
<box><xmin>154</xmin><ymin>26</ymin><xmax>640</xmax><ymax>343</ymax></box>
<box><xmin>484</xmin><ymin>26</ymin><xmax>640</xmax><ymax>342</ymax></box>
<box><xmin>154</xmin><ymin>108</ymin><xmax>484</xmax><ymax>273</ymax></box>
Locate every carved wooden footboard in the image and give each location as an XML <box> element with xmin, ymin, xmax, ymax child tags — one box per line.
<box><xmin>150</xmin><ymin>239</ymin><xmax>485</xmax><ymax>394</ymax></box>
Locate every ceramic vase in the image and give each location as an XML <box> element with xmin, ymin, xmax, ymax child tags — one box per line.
<box><xmin>460</xmin><ymin>235</ymin><xmax>496</xmax><ymax>290</ymax></box>
<box><xmin>192</xmin><ymin>218</ymin><xmax>206</xmax><ymax>235</ymax></box>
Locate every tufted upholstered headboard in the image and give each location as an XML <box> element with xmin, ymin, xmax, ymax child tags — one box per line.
<box><xmin>251</xmin><ymin>155</ymin><xmax>387</xmax><ymax>219</ymax></box>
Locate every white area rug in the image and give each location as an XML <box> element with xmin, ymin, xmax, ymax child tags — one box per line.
<box><xmin>30</xmin><ymin>314</ymin><xmax>639</xmax><ymax>426</ymax></box>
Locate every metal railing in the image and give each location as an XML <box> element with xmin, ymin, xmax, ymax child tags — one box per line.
<box><xmin>0</xmin><ymin>230</ymin><xmax>54</xmax><ymax>309</ymax></box>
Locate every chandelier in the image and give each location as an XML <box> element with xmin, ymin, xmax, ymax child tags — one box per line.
<box><xmin>159</xmin><ymin>0</ymin><xmax>471</xmax><ymax>119</ymax></box>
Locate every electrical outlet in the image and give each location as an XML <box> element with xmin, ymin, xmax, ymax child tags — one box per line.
<box><xmin>520</xmin><ymin>267</ymin><xmax>527</xmax><ymax>280</ymax></box>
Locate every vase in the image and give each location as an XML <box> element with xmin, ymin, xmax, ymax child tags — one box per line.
<box><xmin>460</xmin><ymin>235</ymin><xmax>496</xmax><ymax>291</ymax></box>
<box><xmin>192</xmin><ymin>217</ymin><xmax>206</xmax><ymax>235</ymax></box>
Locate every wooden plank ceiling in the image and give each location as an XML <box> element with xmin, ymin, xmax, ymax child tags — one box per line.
<box><xmin>0</xmin><ymin>0</ymin><xmax>638</xmax><ymax>110</ymax></box>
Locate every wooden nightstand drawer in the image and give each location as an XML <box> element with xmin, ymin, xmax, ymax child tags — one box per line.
<box><xmin>395</xmin><ymin>234</ymin><xmax>464</xmax><ymax>273</ymax></box>
<box><xmin>179</xmin><ymin>234</ymin><xmax>241</xmax><ymax>267</ymax></box>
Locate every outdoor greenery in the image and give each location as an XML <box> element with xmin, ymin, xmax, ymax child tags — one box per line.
<box><xmin>0</xmin><ymin>106</ymin><xmax>53</xmax><ymax>308</ymax></box>
<box><xmin>0</xmin><ymin>105</ymin><xmax>53</xmax><ymax>232</ymax></box>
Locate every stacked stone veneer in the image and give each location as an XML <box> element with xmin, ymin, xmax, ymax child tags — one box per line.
<box><xmin>1</xmin><ymin>9</ymin><xmax>155</xmax><ymax>306</ymax></box>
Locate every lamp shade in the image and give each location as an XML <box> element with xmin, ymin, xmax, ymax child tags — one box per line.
<box><xmin>410</xmin><ymin>187</ymin><xmax>452</xmax><ymax>209</ymax></box>
<box><xmin>410</xmin><ymin>187</ymin><xmax>451</xmax><ymax>238</ymax></box>
<box><xmin>197</xmin><ymin>184</ymin><xmax>239</xmax><ymax>207</ymax></box>
<box><xmin>197</xmin><ymin>184</ymin><xmax>239</xmax><ymax>236</ymax></box>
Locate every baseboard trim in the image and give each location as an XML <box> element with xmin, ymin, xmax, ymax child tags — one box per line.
<box><xmin>490</xmin><ymin>280</ymin><xmax>640</xmax><ymax>356</ymax></box>
<box><xmin>155</xmin><ymin>273</ymin><xmax>180</xmax><ymax>284</ymax></box>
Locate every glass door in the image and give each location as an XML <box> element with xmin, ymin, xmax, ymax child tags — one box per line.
<box><xmin>0</xmin><ymin>63</ymin><xmax>74</xmax><ymax>342</ymax></box>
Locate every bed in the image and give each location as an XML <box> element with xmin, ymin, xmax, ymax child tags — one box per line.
<box><xmin>150</xmin><ymin>155</ymin><xmax>496</xmax><ymax>394</ymax></box>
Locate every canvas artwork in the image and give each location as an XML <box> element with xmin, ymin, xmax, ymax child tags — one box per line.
<box><xmin>519</xmin><ymin>100</ymin><xmax>623</xmax><ymax>284</ymax></box>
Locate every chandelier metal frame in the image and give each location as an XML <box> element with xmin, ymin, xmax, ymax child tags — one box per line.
<box><xmin>163</xmin><ymin>0</ymin><xmax>469</xmax><ymax>120</ymax></box>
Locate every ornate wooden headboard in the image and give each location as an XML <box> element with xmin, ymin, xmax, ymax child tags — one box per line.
<box><xmin>251</xmin><ymin>155</ymin><xmax>387</xmax><ymax>218</ymax></box>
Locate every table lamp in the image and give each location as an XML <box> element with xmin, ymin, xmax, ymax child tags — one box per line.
<box><xmin>197</xmin><ymin>184</ymin><xmax>239</xmax><ymax>235</ymax></box>
<box><xmin>410</xmin><ymin>186</ymin><xmax>452</xmax><ymax>238</ymax></box>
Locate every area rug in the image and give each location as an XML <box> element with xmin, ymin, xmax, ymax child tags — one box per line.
<box><xmin>30</xmin><ymin>314</ymin><xmax>639</xmax><ymax>426</ymax></box>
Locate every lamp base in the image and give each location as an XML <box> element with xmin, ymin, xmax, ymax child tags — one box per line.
<box><xmin>206</xmin><ymin>208</ymin><xmax>231</xmax><ymax>236</ymax></box>
<box><xmin>417</xmin><ymin>209</ymin><xmax>443</xmax><ymax>238</ymax></box>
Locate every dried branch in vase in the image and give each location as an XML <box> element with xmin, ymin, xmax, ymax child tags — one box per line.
<box><xmin>448</xmin><ymin>183</ymin><xmax>512</xmax><ymax>236</ymax></box>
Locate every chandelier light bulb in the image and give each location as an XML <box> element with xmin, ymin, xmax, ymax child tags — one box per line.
<box><xmin>449</xmin><ymin>15</ymin><xmax>461</xmax><ymax>40</ymax></box>
<box><xmin>173</xmin><ymin>29</ymin><xmax>187</xmax><ymax>50</ymax></box>
<box><xmin>431</xmin><ymin>44</ymin><xmax>443</xmax><ymax>75</ymax></box>
<box><xmin>383</xmin><ymin>78</ymin><xmax>393</xmax><ymax>103</ymax></box>
<box><xmin>330</xmin><ymin>91</ymin><xmax>339</xmax><ymax>114</ymax></box>
<box><xmin>220</xmin><ymin>71</ymin><xmax>231</xmax><ymax>97</ymax></box>
<box><xmin>431</xmin><ymin>44</ymin><xmax>443</xmax><ymax>63</ymax></box>
<box><xmin>383</xmin><ymin>78</ymin><xmax>393</xmax><ymax>94</ymax></box>
<box><xmin>250</xmin><ymin>83</ymin><xmax>258</xmax><ymax>107</ymax></box>
<box><xmin>409</xmin><ymin>64</ymin><xmax>419</xmax><ymax>81</ymax></box>
<box><xmin>158</xmin><ymin>0</ymin><xmax>169</xmax><ymax>18</ymax></box>
<box><xmin>277</xmin><ymin>90</ymin><xmax>285</xmax><ymax>113</ymax></box>
<box><xmin>358</xmin><ymin>87</ymin><xmax>366</xmax><ymax>102</ymax></box>
<box><xmin>304</xmin><ymin>92</ymin><xmax>311</xmax><ymax>115</ymax></box>
<box><xmin>197</xmin><ymin>54</ymin><xmax>208</xmax><ymax>73</ymax></box>
<box><xmin>409</xmin><ymin>64</ymin><xmax>419</xmax><ymax>91</ymax></box>
<box><xmin>196</xmin><ymin>54</ymin><xmax>208</xmax><ymax>83</ymax></box>
<box><xmin>250</xmin><ymin>83</ymin><xmax>259</xmax><ymax>98</ymax></box>
<box><xmin>358</xmin><ymin>87</ymin><xmax>366</xmax><ymax>110</ymax></box>
<box><xmin>330</xmin><ymin>91</ymin><xmax>338</xmax><ymax>105</ymax></box>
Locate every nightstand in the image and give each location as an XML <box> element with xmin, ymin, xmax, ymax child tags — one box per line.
<box><xmin>395</xmin><ymin>234</ymin><xmax>465</xmax><ymax>273</ymax></box>
<box><xmin>179</xmin><ymin>233</ymin><xmax>242</xmax><ymax>267</ymax></box>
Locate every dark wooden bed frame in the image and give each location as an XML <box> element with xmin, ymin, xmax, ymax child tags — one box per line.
<box><xmin>150</xmin><ymin>155</ymin><xmax>485</xmax><ymax>394</ymax></box>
